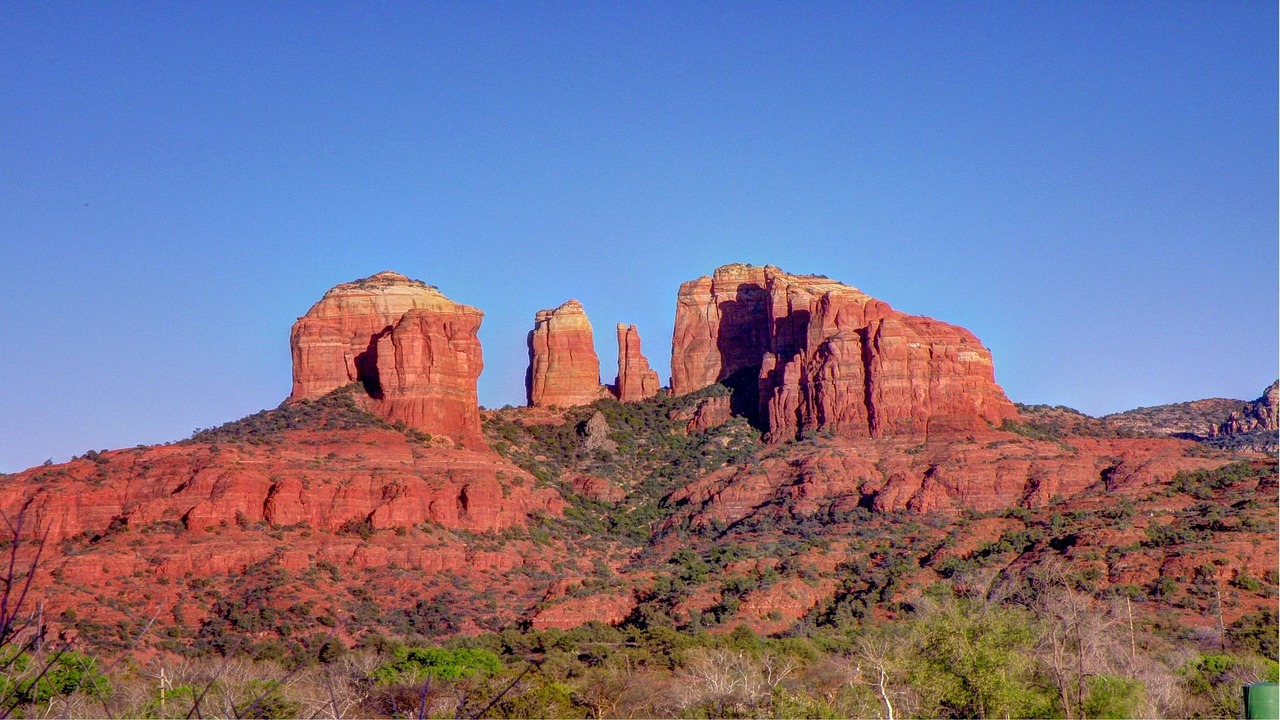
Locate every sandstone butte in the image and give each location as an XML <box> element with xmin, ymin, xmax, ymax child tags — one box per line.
<box><xmin>670</xmin><ymin>263</ymin><xmax>1019</xmax><ymax>442</ymax></box>
<box><xmin>289</xmin><ymin>271</ymin><xmax>485</xmax><ymax>447</ymax></box>
<box><xmin>613</xmin><ymin>323</ymin><xmax>661</xmax><ymax>402</ymax></box>
<box><xmin>525</xmin><ymin>299</ymin><xmax>608</xmax><ymax>408</ymax></box>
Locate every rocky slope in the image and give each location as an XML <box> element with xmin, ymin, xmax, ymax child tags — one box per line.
<box><xmin>1102</xmin><ymin>380</ymin><xmax>1278</xmax><ymax>453</ymax></box>
<box><xmin>670</xmin><ymin>264</ymin><xmax>1018</xmax><ymax>441</ymax></box>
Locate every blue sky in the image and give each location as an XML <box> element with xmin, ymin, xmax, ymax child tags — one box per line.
<box><xmin>1</xmin><ymin>2</ymin><xmax>1275</xmax><ymax>472</ymax></box>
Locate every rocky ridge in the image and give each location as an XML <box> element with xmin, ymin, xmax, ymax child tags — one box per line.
<box><xmin>1102</xmin><ymin>380</ymin><xmax>1278</xmax><ymax>453</ymax></box>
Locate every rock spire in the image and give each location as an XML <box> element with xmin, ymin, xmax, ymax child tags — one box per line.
<box><xmin>526</xmin><ymin>299</ymin><xmax>607</xmax><ymax>408</ymax></box>
<box><xmin>613</xmin><ymin>323</ymin><xmax>661</xmax><ymax>402</ymax></box>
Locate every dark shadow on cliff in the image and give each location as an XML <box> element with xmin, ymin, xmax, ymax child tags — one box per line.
<box><xmin>524</xmin><ymin>329</ymin><xmax>536</xmax><ymax>406</ymax></box>
<box><xmin>354</xmin><ymin>327</ymin><xmax>390</xmax><ymax>399</ymax></box>
<box><xmin>714</xmin><ymin>283</ymin><xmax>771</xmax><ymax>431</ymax></box>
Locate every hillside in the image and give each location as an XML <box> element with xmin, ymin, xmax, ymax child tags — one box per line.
<box><xmin>0</xmin><ymin>266</ymin><xmax>1273</xmax><ymax>718</ymax></box>
<box><xmin>1101</xmin><ymin>381</ymin><xmax>1278</xmax><ymax>453</ymax></box>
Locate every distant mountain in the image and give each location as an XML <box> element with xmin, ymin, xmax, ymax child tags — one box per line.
<box><xmin>1102</xmin><ymin>380</ymin><xmax>1278</xmax><ymax>453</ymax></box>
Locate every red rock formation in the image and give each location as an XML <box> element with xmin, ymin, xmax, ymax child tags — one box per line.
<box><xmin>662</xmin><ymin>433</ymin><xmax>1229</xmax><ymax>530</ymax></box>
<box><xmin>670</xmin><ymin>264</ymin><xmax>1018</xmax><ymax>441</ymax></box>
<box><xmin>0</xmin><ymin>424</ymin><xmax>580</xmax><ymax>644</ymax></box>
<box><xmin>526</xmin><ymin>300</ymin><xmax>607</xmax><ymax>408</ymax></box>
<box><xmin>370</xmin><ymin>307</ymin><xmax>485</xmax><ymax>446</ymax></box>
<box><xmin>1219</xmin><ymin>380</ymin><xmax>1279</xmax><ymax>435</ymax></box>
<box><xmin>670</xmin><ymin>264</ymin><xmax>773</xmax><ymax>395</ymax></box>
<box><xmin>289</xmin><ymin>272</ymin><xmax>485</xmax><ymax>445</ymax></box>
<box><xmin>680</xmin><ymin>396</ymin><xmax>733</xmax><ymax>433</ymax></box>
<box><xmin>613</xmin><ymin>323</ymin><xmax>661</xmax><ymax>402</ymax></box>
<box><xmin>567</xmin><ymin>473</ymin><xmax>626</xmax><ymax>503</ymax></box>
<box><xmin>529</xmin><ymin>592</ymin><xmax>636</xmax><ymax>630</ymax></box>
<box><xmin>0</xmin><ymin>429</ymin><xmax>564</xmax><ymax>545</ymax></box>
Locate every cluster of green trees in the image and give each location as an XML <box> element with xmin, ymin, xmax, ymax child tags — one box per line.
<box><xmin>4</xmin><ymin>586</ymin><xmax>1273</xmax><ymax>718</ymax></box>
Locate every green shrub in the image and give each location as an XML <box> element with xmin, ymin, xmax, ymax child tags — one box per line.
<box><xmin>0</xmin><ymin>649</ymin><xmax>110</xmax><ymax>708</ymax></box>
<box><xmin>1083</xmin><ymin>674</ymin><xmax>1144</xmax><ymax>719</ymax></box>
<box><xmin>371</xmin><ymin>646</ymin><xmax>503</xmax><ymax>685</ymax></box>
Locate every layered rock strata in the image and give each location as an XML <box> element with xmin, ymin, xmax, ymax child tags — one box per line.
<box><xmin>526</xmin><ymin>300</ymin><xmax>607</xmax><ymax>408</ymax></box>
<box><xmin>1218</xmin><ymin>381</ymin><xmax>1279</xmax><ymax>436</ymax></box>
<box><xmin>670</xmin><ymin>264</ymin><xmax>1018</xmax><ymax>441</ymax></box>
<box><xmin>613</xmin><ymin>323</ymin><xmax>661</xmax><ymax>402</ymax></box>
<box><xmin>289</xmin><ymin>271</ymin><xmax>485</xmax><ymax>445</ymax></box>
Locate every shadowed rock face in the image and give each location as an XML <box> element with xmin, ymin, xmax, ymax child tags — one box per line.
<box><xmin>671</xmin><ymin>264</ymin><xmax>1018</xmax><ymax>441</ymax></box>
<box><xmin>289</xmin><ymin>271</ymin><xmax>485</xmax><ymax>446</ymax></box>
<box><xmin>613</xmin><ymin>323</ymin><xmax>661</xmax><ymax>402</ymax></box>
<box><xmin>526</xmin><ymin>299</ymin><xmax>607</xmax><ymax>408</ymax></box>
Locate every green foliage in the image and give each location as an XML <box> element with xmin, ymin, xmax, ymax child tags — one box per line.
<box><xmin>909</xmin><ymin>596</ymin><xmax>1056</xmax><ymax>719</ymax></box>
<box><xmin>186</xmin><ymin>385</ymin><xmax>390</xmax><ymax>444</ymax></box>
<box><xmin>236</xmin><ymin>679</ymin><xmax>302</xmax><ymax>719</ymax></box>
<box><xmin>1143</xmin><ymin>521</ymin><xmax>1208</xmax><ymax>547</ymax></box>
<box><xmin>0</xmin><ymin>649</ymin><xmax>110</xmax><ymax>707</ymax></box>
<box><xmin>999</xmin><ymin>419</ymin><xmax>1078</xmax><ymax>451</ymax></box>
<box><xmin>483</xmin><ymin>391</ymin><xmax>762</xmax><ymax>550</ymax></box>
<box><xmin>370</xmin><ymin>646</ymin><xmax>503</xmax><ymax>685</ymax></box>
<box><xmin>1171</xmin><ymin>461</ymin><xmax>1269</xmax><ymax>500</ymax></box>
<box><xmin>1229</xmin><ymin>608</ymin><xmax>1279</xmax><ymax>658</ymax></box>
<box><xmin>1082</xmin><ymin>674</ymin><xmax>1144</xmax><ymax>719</ymax></box>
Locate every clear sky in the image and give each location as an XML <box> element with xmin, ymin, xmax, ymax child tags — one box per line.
<box><xmin>1</xmin><ymin>2</ymin><xmax>1276</xmax><ymax>472</ymax></box>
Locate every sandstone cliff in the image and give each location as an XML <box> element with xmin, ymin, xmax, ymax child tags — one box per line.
<box><xmin>289</xmin><ymin>271</ymin><xmax>485</xmax><ymax>445</ymax></box>
<box><xmin>670</xmin><ymin>264</ymin><xmax>1018</xmax><ymax>441</ymax></box>
<box><xmin>613</xmin><ymin>323</ymin><xmax>661</xmax><ymax>402</ymax></box>
<box><xmin>526</xmin><ymin>300</ymin><xmax>607</xmax><ymax>408</ymax></box>
<box><xmin>1217</xmin><ymin>380</ymin><xmax>1279</xmax><ymax>435</ymax></box>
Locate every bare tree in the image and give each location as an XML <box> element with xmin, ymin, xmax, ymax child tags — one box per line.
<box><xmin>1025</xmin><ymin>561</ymin><xmax>1125</xmax><ymax>719</ymax></box>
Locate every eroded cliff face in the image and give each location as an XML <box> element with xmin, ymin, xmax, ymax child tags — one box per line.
<box><xmin>289</xmin><ymin>271</ymin><xmax>485</xmax><ymax>445</ymax></box>
<box><xmin>5</xmin><ymin>428</ymin><xmax>562</xmax><ymax>545</ymax></box>
<box><xmin>671</xmin><ymin>264</ymin><xmax>1018</xmax><ymax>441</ymax></box>
<box><xmin>613</xmin><ymin>323</ymin><xmax>661</xmax><ymax>402</ymax></box>
<box><xmin>526</xmin><ymin>300</ymin><xmax>607</xmax><ymax>408</ymax></box>
<box><xmin>1219</xmin><ymin>381</ymin><xmax>1279</xmax><ymax>435</ymax></box>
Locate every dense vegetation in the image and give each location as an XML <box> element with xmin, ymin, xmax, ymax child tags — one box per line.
<box><xmin>483</xmin><ymin>386</ymin><xmax>760</xmax><ymax>546</ymax></box>
<box><xmin>3</xmin><ymin>578</ymin><xmax>1274</xmax><ymax>718</ymax></box>
<box><xmin>1</xmin><ymin>389</ymin><xmax>1275</xmax><ymax>718</ymax></box>
<box><xmin>186</xmin><ymin>385</ymin><xmax>395</xmax><ymax>445</ymax></box>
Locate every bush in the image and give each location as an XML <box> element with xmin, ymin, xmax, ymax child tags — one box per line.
<box><xmin>0</xmin><ymin>649</ymin><xmax>111</xmax><ymax>707</ymax></box>
<box><xmin>1083</xmin><ymin>674</ymin><xmax>1144</xmax><ymax>719</ymax></box>
<box><xmin>371</xmin><ymin>646</ymin><xmax>503</xmax><ymax>685</ymax></box>
<box><xmin>1171</xmin><ymin>462</ymin><xmax>1268</xmax><ymax>499</ymax></box>
<box><xmin>1228</xmin><ymin>609</ymin><xmax>1279</xmax><ymax>658</ymax></box>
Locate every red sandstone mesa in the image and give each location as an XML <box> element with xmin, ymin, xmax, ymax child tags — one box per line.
<box><xmin>613</xmin><ymin>323</ymin><xmax>661</xmax><ymax>402</ymax></box>
<box><xmin>526</xmin><ymin>299</ymin><xmax>607</xmax><ymax>408</ymax></box>
<box><xmin>289</xmin><ymin>271</ymin><xmax>485</xmax><ymax>445</ymax></box>
<box><xmin>670</xmin><ymin>264</ymin><xmax>1018</xmax><ymax>441</ymax></box>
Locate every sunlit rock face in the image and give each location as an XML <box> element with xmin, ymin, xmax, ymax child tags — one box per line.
<box><xmin>670</xmin><ymin>263</ymin><xmax>1018</xmax><ymax>441</ymax></box>
<box><xmin>526</xmin><ymin>299</ymin><xmax>607</xmax><ymax>408</ymax></box>
<box><xmin>289</xmin><ymin>271</ymin><xmax>485</xmax><ymax>446</ymax></box>
<box><xmin>613</xmin><ymin>323</ymin><xmax>661</xmax><ymax>402</ymax></box>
